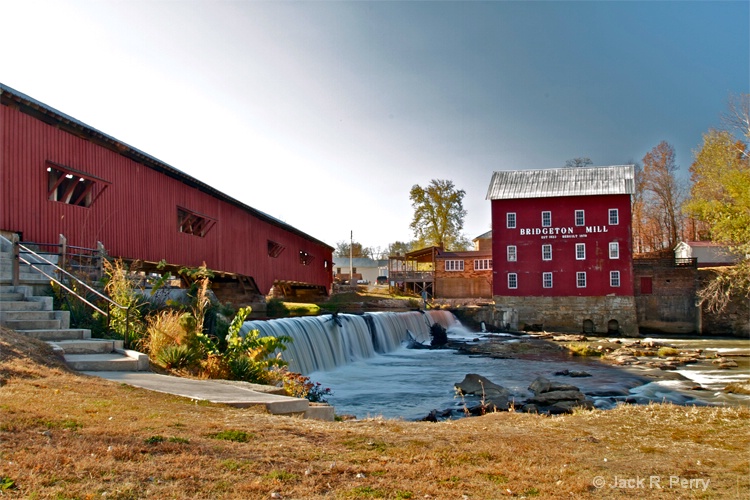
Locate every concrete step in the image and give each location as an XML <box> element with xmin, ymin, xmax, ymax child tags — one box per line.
<box><xmin>64</xmin><ymin>353</ymin><xmax>139</xmax><ymax>371</ymax></box>
<box><xmin>0</xmin><ymin>292</ymin><xmax>25</xmax><ymax>301</ymax></box>
<box><xmin>0</xmin><ymin>300</ymin><xmax>46</xmax><ymax>311</ymax></box>
<box><xmin>16</xmin><ymin>328</ymin><xmax>91</xmax><ymax>341</ymax></box>
<box><xmin>3</xmin><ymin>318</ymin><xmax>61</xmax><ymax>330</ymax></box>
<box><xmin>0</xmin><ymin>310</ymin><xmax>56</xmax><ymax>321</ymax></box>
<box><xmin>65</xmin><ymin>350</ymin><xmax>149</xmax><ymax>371</ymax></box>
<box><xmin>51</xmin><ymin>339</ymin><xmax>123</xmax><ymax>354</ymax></box>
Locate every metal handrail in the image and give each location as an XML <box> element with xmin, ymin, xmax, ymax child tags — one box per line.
<box><xmin>1</xmin><ymin>234</ymin><xmax>133</xmax><ymax>348</ymax></box>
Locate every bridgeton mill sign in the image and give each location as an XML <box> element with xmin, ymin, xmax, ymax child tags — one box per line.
<box><xmin>518</xmin><ymin>225</ymin><xmax>609</xmax><ymax>240</ymax></box>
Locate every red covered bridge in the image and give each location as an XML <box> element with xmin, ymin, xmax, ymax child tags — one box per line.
<box><xmin>0</xmin><ymin>83</ymin><xmax>333</xmax><ymax>301</ymax></box>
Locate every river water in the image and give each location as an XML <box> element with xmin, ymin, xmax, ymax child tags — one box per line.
<box><xmin>243</xmin><ymin>312</ymin><xmax>749</xmax><ymax>421</ymax></box>
<box><xmin>309</xmin><ymin>329</ymin><xmax>750</xmax><ymax>420</ymax></box>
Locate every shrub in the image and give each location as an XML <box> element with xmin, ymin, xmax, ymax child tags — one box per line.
<box><xmin>145</xmin><ymin>309</ymin><xmax>188</xmax><ymax>356</ymax></box>
<box><xmin>657</xmin><ymin>347</ymin><xmax>681</xmax><ymax>357</ymax></box>
<box><xmin>280</xmin><ymin>369</ymin><xmax>333</xmax><ymax>403</ymax></box>
<box><xmin>155</xmin><ymin>344</ymin><xmax>198</xmax><ymax>370</ymax></box>
<box><xmin>266</xmin><ymin>298</ymin><xmax>289</xmax><ymax>317</ymax></box>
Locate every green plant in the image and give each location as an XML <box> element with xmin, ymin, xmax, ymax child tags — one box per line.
<box><xmin>103</xmin><ymin>258</ymin><xmax>146</xmax><ymax>348</ymax></box>
<box><xmin>264</xmin><ymin>470</ymin><xmax>298</xmax><ymax>481</ymax></box>
<box><xmin>221</xmin><ymin>307</ymin><xmax>291</xmax><ymax>383</ymax></box>
<box><xmin>144</xmin><ymin>435</ymin><xmax>165</xmax><ymax>444</ymax></box>
<box><xmin>1</xmin><ymin>477</ymin><xmax>16</xmax><ymax>490</ymax></box>
<box><xmin>155</xmin><ymin>344</ymin><xmax>197</xmax><ymax>370</ymax></box>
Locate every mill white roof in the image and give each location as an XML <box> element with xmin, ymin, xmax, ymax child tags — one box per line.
<box><xmin>486</xmin><ymin>165</ymin><xmax>635</xmax><ymax>200</ymax></box>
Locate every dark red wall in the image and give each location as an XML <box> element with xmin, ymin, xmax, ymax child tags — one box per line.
<box><xmin>1</xmin><ymin>102</ymin><xmax>333</xmax><ymax>294</ymax></box>
<box><xmin>491</xmin><ymin>194</ymin><xmax>634</xmax><ymax>297</ymax></box>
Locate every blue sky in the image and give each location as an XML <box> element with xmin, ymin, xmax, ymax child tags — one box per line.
<box><xmin>2</xmin><ymin>1</ymin><xmax>748</xmax><ymax>254</ymax></box>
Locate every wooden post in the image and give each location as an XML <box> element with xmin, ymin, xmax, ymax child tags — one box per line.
<box><xmin>59</xmin><ymin>234</ymin><xmax>67</xmax><ymax>276</ymax></box>
<box><xmin>11</xmin><ymin>234</ymin><xmax>19</xmax><ymax>287</ymax></box>
<box><xmin>97</xmin><ymin>241</ymin><xmax>106</xmax><ymax>281</ymax></box>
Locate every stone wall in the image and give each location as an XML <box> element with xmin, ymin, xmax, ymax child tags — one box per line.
<box><xmin>491</xmin><ymin>295</ymin><xmax>639</xmax><ymax>336</ymax></box>
<box><xmin>632</xmin><ymin>258</ymin><xmax>698</xmax><ymax>334</ymax></box>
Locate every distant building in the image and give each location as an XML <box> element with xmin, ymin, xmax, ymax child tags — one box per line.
<box><xmin>333</xmin><ymin>256</ymin><xmax>387</xmax><ymax>284</ymax></box>
<box><xmin>673</xmin><ymin>241</ymin><xmax>743</xmax><ymax>268</ymax></box>
<box><xmin>486</xmin><ymin>165</ymin><xmax>638</xmax><ymax>335</ymax></box>
<box><xmin>388</xmin><ymin>232</ymin><xmax>494</xmax><ymax>299</ymax></box>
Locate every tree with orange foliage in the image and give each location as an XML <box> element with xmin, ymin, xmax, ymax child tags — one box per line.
<box><xmin>638</xmin><ymin>141</ymin><xmax>686</xmax><ymax>252</ymax></box>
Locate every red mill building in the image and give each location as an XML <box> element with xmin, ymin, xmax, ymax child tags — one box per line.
<box><xmin>486</xmin><ymin>165</ymin><xmax>638</xmax><ymax>336</ymax></box>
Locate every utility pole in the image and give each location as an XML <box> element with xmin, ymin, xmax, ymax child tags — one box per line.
<box><xmin>349</xmin><ymin>230</ymin><xmax>353</xmax><ymax>286</ymax></box>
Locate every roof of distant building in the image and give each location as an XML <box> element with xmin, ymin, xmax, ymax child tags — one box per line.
<box><xmin>674</xmin><ymin>241</ymin><xmax>743</xmax><ymax>266</ymax></box>
<box><xmin>486</xmin><ymin>165</ymin><xmax>635</xmax><ymax>200</ymax></box>
<box><xmin>332</xmin><ymin>257</ymin><xmax>386</xmax><ymax>267</ymax></box>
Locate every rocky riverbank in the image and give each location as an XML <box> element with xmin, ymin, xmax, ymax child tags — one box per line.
<box><xmin>417</xmin><ymin>331</ymin><xmax>750</xmax><ymax>420</ymax></box>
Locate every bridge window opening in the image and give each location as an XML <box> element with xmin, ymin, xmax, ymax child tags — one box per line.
<box><xmin>47</xmin><ymin>162</ymin><xmax>109</xmax><ymax>208</ymax></box>
<box><xmin>267</xmin><ymin>240</ymin><xmax>285</xmax><ymax>258</ymax></box>
<box><xmin>177</xmin><ymin>207</ymin><xmax>216</xmax><ymax>238</ymax></box>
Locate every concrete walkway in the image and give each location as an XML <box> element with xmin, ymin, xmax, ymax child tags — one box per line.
<box><xmin>84</xmin><ymin>371</ymin><xmax>335</xmax><ymax>420</ymax></box>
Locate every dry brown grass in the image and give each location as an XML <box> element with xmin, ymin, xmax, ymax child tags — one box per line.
<box><xmin>1</xmin><ymin>327</ymin><xmax>748</xmax><ymax>499</ymax></box>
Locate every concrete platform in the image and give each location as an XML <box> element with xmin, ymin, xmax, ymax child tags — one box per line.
<box><xmin>84</xmin><ymin>371</ymin><xmax>334</xmax><ymax>420</ymax></box>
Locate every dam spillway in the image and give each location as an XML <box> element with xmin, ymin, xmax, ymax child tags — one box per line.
<box><xmin>241</xmin><ymin>310</ymin><xmax>458</xmax><ymax>374</ymax></box>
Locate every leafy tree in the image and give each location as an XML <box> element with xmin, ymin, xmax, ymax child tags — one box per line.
<box><xmin>684</xmin><ymin>94</ymin><xmax>750</xmax><ymax>312</ymax></box>
<box><xmin>334</xmin><ymin>241</ymin><xmax>371</xmax><ymax>258</ymax></box>
<box><xmin>640</xmin><ymin>141</ymin><xmax>686</xmax><ymax>251</ymax></box>
<box><xmin>409</xmin><ymin>179</ymin><xmax>469</xmax><ymax>250</ymax></box>
<box><xmin>385</xmin><ymin>240</ymin><xmax>414</xmax><ymax>257</ymax></box>
<box><xmin>564</xmin><ymin>157</ymin><xmax>593</xmax><ymax>168</ymax></box>
<box><xmin>685</xmin><ymin>129</ymin><xmax>750</xmax><ymax>248</ymax></box>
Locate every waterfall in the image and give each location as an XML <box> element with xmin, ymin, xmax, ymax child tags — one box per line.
<box><xmin>241</xmin><ymin>310</ymin><xmax>458</xmax><ymax>374</ymax></box>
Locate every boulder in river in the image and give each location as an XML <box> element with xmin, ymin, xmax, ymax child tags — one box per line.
<box><xmin>455</xmin><ymin>373</ymin><xmax>509</xmax><ymax>411</ymax></box>
<box><xmin>523</xmin><ymin>376</ymin><xmax>594</xmax><ymax>415</ymax></box>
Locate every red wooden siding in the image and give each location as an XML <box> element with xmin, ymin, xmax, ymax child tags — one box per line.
<box><xmin>1</xmin><ymin>97</ymin><xmax>333</xmax><ymax>294</ymax></box>
<box><xmin>491</xmin><ymin>194</ymin><xmax>634</xmax><ymax>297</ymax></box>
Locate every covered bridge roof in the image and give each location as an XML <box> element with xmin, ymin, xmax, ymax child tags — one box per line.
<box><xmin>0</xmin><ymin>83</ymin><xmax>333</xmax><ymax>251</ymax></box>
<box><xmin>486</xmin><ymin>165</ymin><xmax>635</xmax><ymax>200</ymax></box>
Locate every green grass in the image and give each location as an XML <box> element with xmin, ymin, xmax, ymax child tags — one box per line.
<box><xmin>208</xmin><ymin>429</ymin><xmax>253</xmax><ymax>442</ymax></box>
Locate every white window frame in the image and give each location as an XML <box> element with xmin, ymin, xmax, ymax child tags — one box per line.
<box><xmin>575</xmin><ymin>243</ymin><xmax>586</xmax><ymax>260</ymax></box>
<box><xmin>575</xmin><ymin>209</ymin><xmax>585</xmax><ymax>227</ymax></box>
<box><xmin>608</xmin><ymin>208</ymin><xmax>619</xmax><ymax>225</ymax></box>
<box><xmin>541</xmin><ymin>211</ymin><xmax>552</xmax><ymax>227</ymax></box>
<box><xmin>542</xmin><ymin>272</ymin><xmax>553</xmax><ymax>289</ymax></box>
<box><xmin>609</xmin><ymin>241</ymin><xmax>620</xmax><ymax>259</ymax></box>
<box><xmin>507</xmin><ymin>212</ymin><xmax>517</xmax><ymax>229</ymax></box>
<box><xmin>507</xmin><ymin>273</ymin><xmax>518</xmax><ymax>289</ymax></box>
<box><xmin>576</xmin><ymin>271</ymin><xmax>587</xmax><ymax>288</ymax></box>
<box><xmin>445</xmin><ymin>260</ymin><xmax>464</xmax><ymax>272</ymax></box>
<box><xmin>610</xmin><ymin>270</ymin><xmax>621</xmax><ymax>287</ymax></box>
<box><xmin>542</xmin><ymin>244</ymin><xmax>552</xmax><ymax>261</ymax></box>
<box><xmin>474</xmin><ymin>259</ymin><xmax>492</xmax><ymax>270</ymax></box>
<box><xmin>507</xmin><ymin>245</ymin><xmax>517</xmax><ymax>262</ymax></box>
